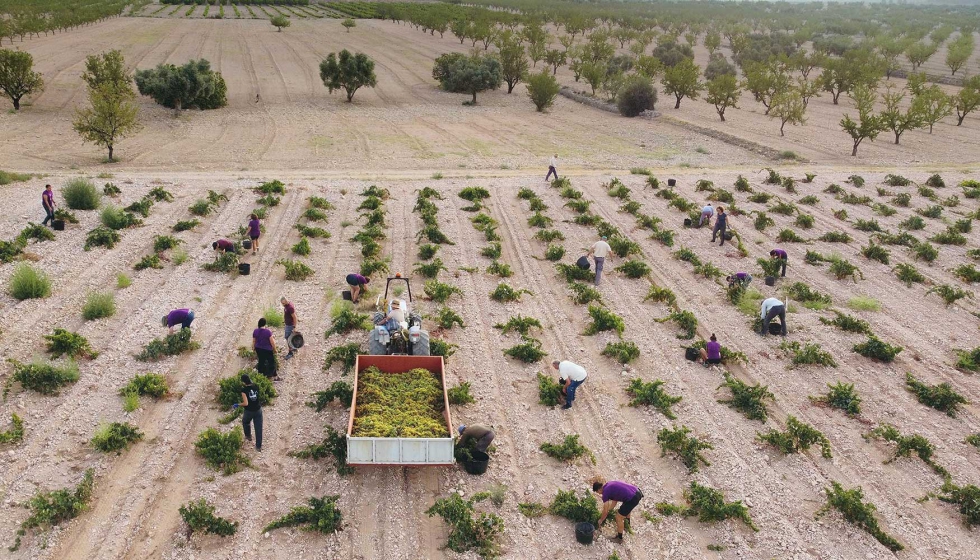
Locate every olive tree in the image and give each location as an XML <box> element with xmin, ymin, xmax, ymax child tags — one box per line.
<box><xmin>432</xmin><ymin>52</ymin><xmax>502</xmax><ymax>105</ymax></box>
<box><xmin>840</xmin><ymin>86</ymin><xmax>884</xmax><ymax>156</ymax></box>
<box><xmin>705</xmin><ymin>74</ymin><xmax>740</xmax><ymax>121</ymax></box>
<box><xmin>661</xmin><ymin>58</ymin><xmax>703</xmax><ymax>109</ymax></box>
<box><xmin>0</xmin><ymin>49</ymin><xmax>44</xmax><ymax>110</ymax></box>
<box><xmin>319</xmin><ymin>50</ymin><xmax>377</xmax><ymax>103</ymax></box>
<box><xmin>270</xmin><ymin>15</ymin><xmax>290</xmax><ymax>33</ymax></box>
<box><xmin>617</xmin><ymin>75</ymin><xmax>656</xmax><ymax>117</ymax></box>
<box><xmin>526</xmin><ymin>69</ymin><xmax>559</xmax><ymax>112</ymax></box>
<box><xmin>134</xmin><ymin>60</ymin><xmax>227</xmax><ymax>114</ymax></box>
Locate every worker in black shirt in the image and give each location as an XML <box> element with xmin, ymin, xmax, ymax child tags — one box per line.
<box><xmin>236</xmin><ymin>373</ymin><xmax>263</xmax><ymax>452</ymax></box>
<box><xmin>710</xmin><ymin>206</ymin><xmax>729</xmax><ymax>246</ymax></box>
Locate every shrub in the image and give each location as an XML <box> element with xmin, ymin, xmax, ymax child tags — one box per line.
<box><xmin>644</xmin><ymin>285</ymin><xmax>677</xmax><ymax>307</ymax></box>
<box><xmin>202</xmin><ymin>251</ymin><xmax>239</xmax><ymax>273</ymax></box>
<box><xmin>297</xmin><ymin>224</ymin><xmax>330</xmax><ymax>239</ymax></box>
<box><xmin>0</xmin><ymin>413</ymin><xmax>24</xmax><ymax>444</ymax></box>
<box><xmin>425</xmin><ymin>494</ymin><xmax>502</xmax><ymax>558</ymax></box>
<box><xmin>816</xmin><ymin>482</ymin><xmax>903</xmax><ymax>552</ymax></box>
<box><xmin>894</xmin><ymin>263</ymin><xmax>925</xmax><ymax>286</ymax></box>
<box><xmin>657</xmin><ymin>482</ymin><xmax>758</xmax><ymax>531</ymax></box>
<box><xmin>62</xmin><ymin>178</ymin><xmax>101</xmax><ymax>210</ymax></box>
<box><xmin>718</xmin><ymin>373</ymin><xmax>773</xmax><ymax>421</ymax></box>
<box><xmin>918</xmin><ymin>204</ymin><xmax>943</xmax><ymax>218</ymax></box>
<box><xmin>430</xmin><ymin>338</ymin><xmax>459</xmax><ymax>360</ymax></box>
<box><xmin>892</xmin><ymin>193</ymin><xmax>911</xmax><ymax>207</ymax></box>
<box><xmin>819</xmin><ymin>231</ymin><xmax>852</xmax><ymax>243</ymax></box>
<box><xmin>614</xmin><ymin>260</ymin><xmax>650</xmax><ymax>279</ymax></box>
<box><xmin>905</xmin><ymin>373</ymin><xmax>968</xmax><ymax>417</ymax></box>
<box><xmin>195</xmin><ymin>426</ymin><xmax>249</xmax><ymax>475</ymax></box>
<box><xmin>544</xmin><ymin>244</ymin><xmax>565</xmax><ymax>261</ymax></box>
<box><xmin>819</xmin><ymin>311</ymin><xmax>871</xmax><ymax>334</ymax></box>
<box><xmin>265</xmin><ymin>494</ymin><xmax>343</xmax><ymax>535</ymax></box>
<box><xmin>540</xmin><ymin>434</ymin><xmax>594</xmax><ymax>463</ymax></box>
<box><xmin>617</xmin><ymin>75</ymin><xmax>657</xmax><ymax>116</ymax></box>
<box><xmin>795</xmin><ymin>214</ymin><xmax>815</xmax><ymax>229</ymax></box>
<box><xmin>924</xmin><ymin>174</ymin><xmax>945</xmax><ymax>188</ymax></box>
<box><xmin>503</xmin><ymin>337</ymin><xmax>547</xmax><ymax>363</ymax></box>
<box><xmin>811</xmin><ymin>382</ymin><xmax>862</xmax><ymax>415</ymax></box>
<box><xmin>274</xmin><ymin>259</ymin><xmax>314</xmax><ymax>281</ymax></box>
<box><xmin>938</xmin><ymin>482</ymin><xmax>980</xmax><ymax>528</ymax></box>
<box><xmin>829</xmin><ymin>258</ymin><xmax>863</xmax><ymax>281</ymax></box>
<box><xmin>584</xmin><ymin>305</ymin><xmax>625</xmax><ymax>336</ymax></box>
<box><xmin>781</xmin><ymin>341</ymin><xmax>836</xmax><ymax>367</ymax></box>
<box><xmin>8</xmin><ymin>263</ymin><xmax>51</xmax><ymax>300</ymax></box>
<box><xmin>120</xmin><ymin>373</ymin><xmax>168</xmax><ymax>411</ymax></box>
<box><xmin>136</xmin><ymin>329</ymin><xmax>200</xmax><ymax>361</ymax></box>
<box><xmin>770</xmin><ymin>201</ymin><xmax>797</xmax><ymax>216</ymax></box>
<box><xmin>927</xmin><ymin>284</ymin><xmax>973</xmax><ymax>306</ymax></box>
<box><xmin>179</xmin><ymin>499</ymin><xmax>238</xmax><ymax>538</ymax></box>
<box><xmin>931</xmin><ymin>229</ymin><xmax>967</xmax><ymax>245</ymax></box>
<box><xmin>776</xmin><ymin>229</ymin><xmax>805</xmax><ymax>243</ymax></box>
<box><xmin>44</xmin><ymin>328</ymin><xmax>96</xmax><ymax>359</ymax></box>
<box><xmin>431</xmin><ymin>306</ymin><xmax>463</xmax><ymax>330</ymax></box>
<box><xmin>883</xmin><ymin>174</ymin><xmax>911</xmax><ymax>186</ymax></box>
<box><xmin>651</xmin><ymin>228</ymin><xmax>675</xmax><ymax>246</ymax></box>
<box><xmin>568</xmin><ymin>282</ymin><xmax>602</xmax><ymax>305</ymax></box>
<box><xmin>134</xmin><ymin>254</ymin><xmax>163</xmax><ymax>271</ymax></box>
<box><xmin>325</xmin><ymin>300</ymin><xmax>371</xmax><ymax>337</ymax></box>
<box><xmin>189</xmin><ymin>199</ymin><xmax>212</xmax><ymax>216</ymax></box>
<box><xmin>861</xmin><ymin>242</ymin><xmax>890</xmax><ymax>265</ymax></box>
<box><xmin>954</xmin><ymin>218</ymin><xmax>972</xmax><ymax>233</ymax></box>
<box><xmin>291</xmin><ymin>237</ymin><xmax>311</xmax><ymax>256</ymax></box>
<box><xmin>85</xmin><ymin>226</ymin><xmax>121</xmax><ymax>250</ymax></box>
<box><xmin>13</xmin><ymin>469</ymin><xmax>94</xmax><ymax>551</ymax></box>
<box><xmin>486</xmin><ymin>260</ymin><xmax>513</xmax><ymax>278</ymax></box>
<box><xmin>124</xmin><ymin>197</ymin><xmax>153</xmax><ymax>217</ymax></box>
<box><xmin>494</xmin><ymin>315</ymin><xmax>542</xmax><ymax>337</ymax></box>
<box><xmin>289</xmin><ymin>427</ymin><xmax>354</xmax><ymax>476</ymax></box>
<box><xmin>833</xmin><ymin>209</ymin><xmax>848</xmax><ymax>220</ymax></box>
<box><xmin>306</xmin><ymin>381</ymin><xmax>353</xmax><ymax>412</ymax></box>
<box><xmin>91</xmin><ymin>422</ymin><xmax>143</xmax><ymax>453</ymax></box>
<box><xmin>116</xmin><ymin>273</ymin><xmax>131</xmax><ymax>288</ymax></box>
<box><xmin>866</xmin><ymin>424</ymin><xmax>947</xmax><ymax>478</ymax></box>
<box><xmin>602</xmin><ymin>341</ymin><xmax>640</xmax><ymax>363</ymax></box>
<box><xmin>757</xmin><ymin>416</ymin><xmax>832</xmax><ymax>458</ymax></box>
<box><xmin>173</xmin><ymin>219</ymin><xmax>200</xmax><ymax>232</ymax></box>
<box><xmin>753</xmin><ymin>212</ymin><xmax>774</xmax><ymax>231</ymax></box>
<box><xmin>852</xmin><ymin>336</ymin><xmax>902</xmax><ymax>362</ymax></box>
<box><xmin>626</xmin><ymin>378</ymin><xmax>682</xmax><ymax>419</ymax></box>
<box><xmin>360</xmin><ymin>258</ymin><xmax>389</xmax><ymax>277</ymax></box>
<box><xmin>18</xmin><ymin>223</ymin><xmax>55</xmax><ymax>244</ymax></box>
<box><xmin>3</xmin><ymin>359</ymin><xmax>79</xmax><ymax>399</ymax></box>
<box><xmin>447</xmin><ymin>382</ymin><xmax>475</xmax><ymax>406</ymax></box>
<box><xmin>954</xmin><ymin>264</ymin><xmax>980</xmax><ymax>283</ymax></box>
<box><xmin>536</xmin><ymin>372</ymin><xmax>563</xmax><ymax>406</ymax></box>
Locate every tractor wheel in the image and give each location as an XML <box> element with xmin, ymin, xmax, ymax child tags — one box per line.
<box><xmin>368</xmin><ymin>329</ymin><xmax>387</xmax><ymax>355</ymax></box>
<box><xmin>412</xmin><ymin>331</ymin><xmax>430</xmax><ymax>356</ymax></box>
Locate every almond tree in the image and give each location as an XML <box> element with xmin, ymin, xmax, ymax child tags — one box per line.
<box><xmin>0</xmin><ymin>49</ymin><xmax>43</xmax><ymax>110</ymax></box>
<box><xmin>769</xmin><ymin>90</ymin><xmax>806</xmax><ymax>136</ymax></box>
<box><xmin>879</xmin><ymin>86</ymin><xmax>924</xmax><ymax>144</ymax></box>
<box><xmin>912</xmin><ymin>85</ymin><xmax>952</xmax><ymax>133</ymax></box>
<box><xmin>662</xmin><ymin>58</ymin><xmax>704</xmax><ymax>109</ymax></box>
<box><xmin>705</xmin><ymin>75</ymin><xmax>740</xmax><ymax>121</ymax></box>
<box><xmin>840</xmin><ymin>86</ymin><xmax>884</xmax><ymax>156</ymax></box>
<box><xmin>742</xmin><ymin>59</ymin><xmax>790</xmax><ymax>114</ymax></box>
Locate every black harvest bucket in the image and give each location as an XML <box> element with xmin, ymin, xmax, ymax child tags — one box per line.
<box><xmin>764</xmin><ymin>276</ymin><xmax>776</xmax><ymax>286</ymax></box>
<box><xmin>463</xmin><ymin>450</ymin><xmax>489</xmax><ymax>475</ymax></box>
<box><xmin>667</xmin><ymin>178</ymin><xmax>677</xmax><ymax>187</ymax></box>
<box><xmin>575</xmin><ymin>522</ymin><xmax>595</xmax><ymax>545</ymax></box>
<box><xmin>238</xmin><ymin>263</ymin><xmax>251</xmax><ymax>275</ymax></box>
<box><xmin>52</xmin><ymin>219</ymin><xmax>65</xmax><ymax>231</ymax></box>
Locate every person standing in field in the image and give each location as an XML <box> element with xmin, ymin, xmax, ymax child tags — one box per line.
<box><xmin>237</xmin><ymin>373</ymin><xmax>263</xmax><ymax>452</ymax></box>
<box><xmin>546</xmin><ymin>154</ymin><xmax>558</xmax><ymax>181</ymax></box>
<box><xmin>41</xmin><ymin>184</ymin><xmax>56</xmax><ymax>227</ymax></box>
<box><xmin>710</xmin><ymin>206</ymin><xmax>728</xmax><ymax>246</ymax></box>
<box><xmin>592</xmin><ymin>477</ymin><xmax>643</xmax><ymax>543</ymax></box>
<box><xmin>247</xmin><ymin>213</ymin><xmax>261</xmax><ymax>255</ymax></box>
<box><xmin>281</xmin><ymin>297</ymin><xmax>298</xmax><ymax>360</ymax></box>
<box><xmin>588</xmin><ymin>236</ymin><xmax>612</xmax><ymax>286</ymax></box>
<box><xmin>162</xmin><ymin>308</ymin><xmax>195</xmax><ymax>333</ymax></box>
<box><xmin>698</xmin><ymin>203</ymin><xmax>713</xmax><ymax>228</ymax></box>
<box><xmin>760</xmin><ymin>297</ymin><xmax>787</xmax><ymax>337</ymax></box>
<box><xmin>346</xmin><ymin>273</ymin><xmax>370</xmax><ymax>303</ymax></box>
<box><xmin>253</xmin><ymin>318</ymin><xmax>278</xmax><ymax>379</ymax></box>
<box><xmin>457</xmin><ymin>424</ymin><xmax>495</xmax><ymax>453</ymax></box>
<box><xmin>770</xmin><ymin>248</ymin><xmax>788</xmax><ymax>277</ymax></box>
<box><xmin>699</xmin><ymin>333</ymin><xmax>723</xmax><ymax>366</ymax></box>
<box><xmin>552</xmin><ymin>359</ymin><xmax>588</xmax><ymax>409</ymax></box>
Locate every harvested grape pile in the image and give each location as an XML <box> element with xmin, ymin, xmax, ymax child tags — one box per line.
<box><xmin>352</xmin><ymin>367</ymin><xmax>448</xmax><ymax>438</ymax></box>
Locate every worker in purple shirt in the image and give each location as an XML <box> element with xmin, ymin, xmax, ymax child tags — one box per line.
<box><xmin>253</xmin><ymin>318</ymin><xmax>278</xmax><ymax>379</ymax></box>
<box><xmin>162</xmin><ymin>308</ymin><xmax>195</xmax><ymax>333</ymax></box>
<box><xmin>699</xmin><ymin>333</ymin><xmax>723</xmax><ymax>366</ymax></box>
<box><xmin>770</xmin><ymin>248</ymin><xmax>788</xmax><ymax>277</ymax></box>
<box><xmin>726</xmin><ymin>272</ymin><xmax>752</xmax><ymax>288</ymax></box>
<box><xmin>212</xmin><ymin>239</ymin><xmax>235</xmax><ymax>253</ymax></box>
<box><xmin>41</xmin><ymin>184</ymin><xmax>56</xmax><ymax>227</ymax></box>
<box><xmin>592</xmin><ymin>477</ymin><xmax>643</xmax><ymax>543</ymax></box>
<box><xmin>247</xmin><ymin>213</ymin><xmax>261</xmax><ymax>255</ymax></box>
<box><xmin>346</xmin><ymin>273</ymin><xmax>370</xmax><ymax>303</ymax></box>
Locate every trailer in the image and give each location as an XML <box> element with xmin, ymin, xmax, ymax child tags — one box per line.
<box><xmin>346</xmin><ymin>355</ymin><xmax>455</xmax><ymax>466</ymax></box>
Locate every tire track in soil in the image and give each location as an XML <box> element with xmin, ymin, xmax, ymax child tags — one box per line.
<box><xmin>485</xmin><ymin>184</ymin><xmax>726</xmax><ymax>555</ymax></box>
<box><xmin>47</xmin><ymin>188</ymin><xmax>307</xmax><ymax>560</ymax></box>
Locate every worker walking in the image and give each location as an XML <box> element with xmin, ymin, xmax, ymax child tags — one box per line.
<box><xmin>699</xmin><ymin>333</ymin><xmax>723</xmax><ymax>366</ymax></box>
<box><xmin>698</xmin><ymin>203</ymin><xmax>713</xmax><ymax>228</ymax></box>
<box><xmin>41</xmin><ymin>184</ymin><xmax>56</xmax><ymax>227</ymax></box>
<box><xmin>546</xmin><ymin>154</ymin><xmax>558</xmax><ymax>181</ymax></box>
<box><xmin>247</xmin><ymin>213</ymin><xmax>261</xmax><ymax>255</ymax></box>
<box><xmin>253</xmin><ymin>318</ymin><xmax>279</xmax><ymax>379</ymax></box>
<box><xmin>457</xmin><ymin>424</ymin><xmax>495</xmax><ymax>453</ymax></box>
<box><xmin>726</xmin><ymin>272</ymin><xmax>752</xmax><ymax>288</ymax></box>
<box><xmin>588</xmin><ymin>236</ymin><xmax>612</xmax><ymax>286</ymax></box>
<box><xmin>212</xmin><ymin>239</ymin><xmax>235</xmax><ymax>253</ymax></box>
<box><xmin>552</xmin><ymin>360</ymin><xmax>588</xmax><ymax>410</ymax></box>
<box><xmin>760</xmin><ymin>297</ymin><xmax>787</xmax><ymax>337</ymax></box>
<box><xmin>237</xmin><ymin>373</ymin><xmax>263</xmax><ymax>452</ymax></box>
<box><xmin>592</xmin><ymin>477</ymin><xmax>643</xmax><ymax>543</ymax></box>
<box><xmin>770</xmin><ymin>249</ymin><xmax>788</xmax><ymax>277</ymax></box>
<box><xmin>710</xmin><ymin>207</ymin><xmax>728</xmax><ymax>246</ymax></box>
<box><xmin>281</xmin><ymin>297</ymin><xmax>298</xmax><ymax>360</ymax></box>
<box><xmin>345</xmin><ymin>273</ymin><xmax>370</xmax><ymax>304</ymax></box>
<box><xmin>162</xmin><ymin>308</ymin><xmax>195</xmax><ymax>333</ymax></box>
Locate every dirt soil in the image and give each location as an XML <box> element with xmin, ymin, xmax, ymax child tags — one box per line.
<box><xmin>0</xmin><ymin>13</ymin><xmax>979</xmax><ymax>560</ymax></box>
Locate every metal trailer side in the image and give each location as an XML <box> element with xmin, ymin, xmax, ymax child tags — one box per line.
<box><xmin>346</xmin><ymin>355</ymin><xmax>455</xmax><ymax>466</ymax></box>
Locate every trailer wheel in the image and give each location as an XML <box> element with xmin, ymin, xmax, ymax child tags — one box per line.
<box><xmin>412</xmin><ymin>331</ymin><xmax>430</xmax><ymax>356</ymax></box>
<box><xmin>368</xmin><ymin>329</ymin><xmax>387</xmax><ymax>355</ymax></box>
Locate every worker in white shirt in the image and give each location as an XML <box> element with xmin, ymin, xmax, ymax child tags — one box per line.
<box><xmin>552</xmin><ymin>360</ymin><xmax>588</xmax><ymax>409</ymax></box>
<box><xmin>698</xmin><ymin>203</ymin><xmax>714</xmax><ymax>228</ymax></box>
<box><xmin>546</xmin><ymin>154</ymin><xmax>559</xmax><ymax>181</ymax></box>
<box><xmin>588</xmin><ymin>236</ymin><xmax>612</xmax><ymax>286</ymax></box>
<box><xmin>760</xmin><ymin>297</ymin><xmax>787</xmax><ymax>336</ymax></box>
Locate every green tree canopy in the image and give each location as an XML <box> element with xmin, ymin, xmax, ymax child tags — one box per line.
<box><xmin>270</xmin><ymin>15</ymin><xmax>291</xmax><ymax>33</ymax></box>
<box><xmin>319</xmin><ymin>50</ymin><xmax>377</xmax><ymax>103</ymax></box>
<box><xmin>526</xmin><ymin>69</ymin><xmax>560</xmax><ymax>112</ymax></box>
<box><xmin>662</xmin><ymin>58</ymin><xmax>704</xmax><ymax>109</ymax></box>
<box><xmin>134</xmin><ymin>60</ymin><xmax>227</xmax><ymax>113</ymax></box>
<box><xmin>432</xmin><ymin>52</ymin><xmax>503</xmax><ymax>104</ymax></box>
<box><xmin>706</xmin><ymin>74</ymin><xmax>741</xmax><ymax>122</ymax></box>
<box><xmin>0</xmin><ymin>49</ymin><xmax>44</xmax><ymax>110</ymax></box>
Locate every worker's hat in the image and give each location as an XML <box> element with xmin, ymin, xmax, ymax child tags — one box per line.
<box><xmin>458</xmin><ymin>425</ymin><xmax>466</xmax><ymax>434</ymax></box>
